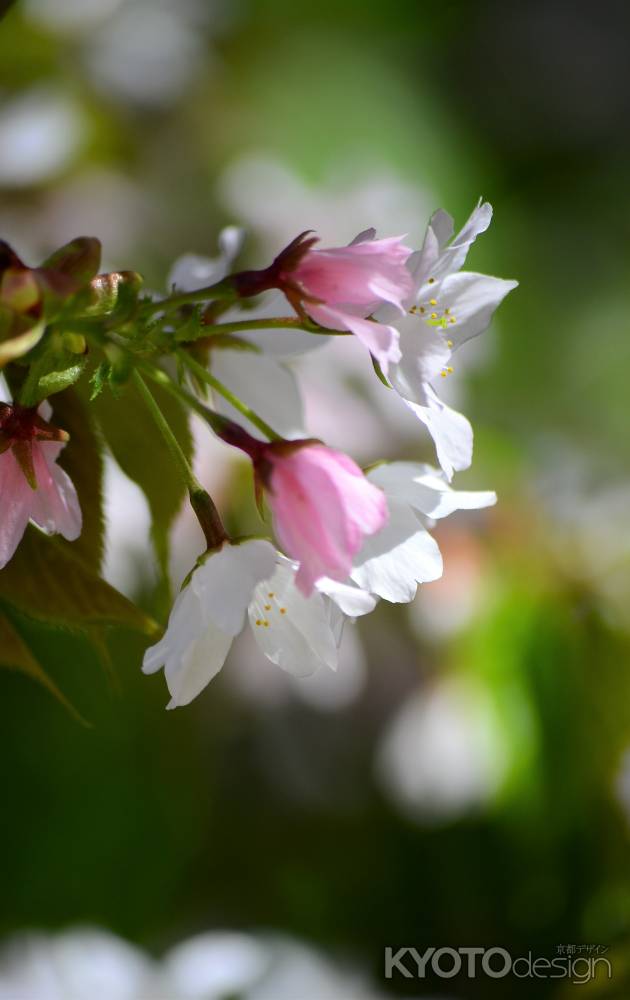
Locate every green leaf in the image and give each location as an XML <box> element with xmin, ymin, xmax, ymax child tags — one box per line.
<box><xmin>37</xmin><ymin>358</ymin><xmax>86</xmax><ymax>397</ymax></box>
<box><xmin>51</xmin><ymin>387</ymin><xmax>105</xmax><ymax>571</ymax></box>
<box><xmin>0</xmin><ymin>526</ymin><xmax>159</xmax><ymax>636</ymax></box>
<box><xmin>0</xmin><ymin>608</ymin><xmax>87</xmax><ymax>722</ymax></box>
<box><xmin>89</xmin><ymin>361</ymin><xmax>111</xmax><ymax>401</ymax></box>
<box><xmin>18</xmin><ymin>325</ymin><xmax>89</xmax><ymax>406</ymax></box>
<box><xmin>91</xmin><ymin>376</ymin><xmax>192</xmax><ymax>584</ymax></box>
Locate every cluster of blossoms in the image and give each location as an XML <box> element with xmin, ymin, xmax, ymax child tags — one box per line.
<box><xmin>0</xmin><ymin>203</ymin><xmax>516</xmax><ymax>708</ymax></box>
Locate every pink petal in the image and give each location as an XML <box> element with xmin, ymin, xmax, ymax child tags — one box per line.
<box><xmin>0</xmin><ymin>450</ymin><xmax>32</xmax><ymax>569</ymax></box>
<box><xmin>307</xmin><ymin>304</ymin><xmax>401</xmax><ymax>374</ymax></box>
<box><xmin>267</xmin><ymin>444</ymin><xmax>388</xmax><ymax>595</ymax></box>
<box><xmin>29</xmin><ymin>441</ymin><xmax>82</xmax><ymax>541</ymax></box>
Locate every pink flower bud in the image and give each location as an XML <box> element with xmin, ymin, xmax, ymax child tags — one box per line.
<box><xmin>259</xmin><ymin>440</ymin><xmax>388</xmax><ymax>595</ymax></box>
<box><xmin>234</xmin><ymin>230</ymin><xmax>414</xmax><ymax>374</ymax></box>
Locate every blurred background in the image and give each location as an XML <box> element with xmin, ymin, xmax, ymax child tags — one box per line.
<box><xmin>1</xmin><ymin>0</ymin><xmax>630</xmax><ymax>996</ymax></box>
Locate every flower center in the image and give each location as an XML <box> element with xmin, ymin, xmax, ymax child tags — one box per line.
<box><xmin>408</xmin><ymin>283</ymin><xmax>456</xmax><ymax>377</ymax></box>
<box><xmin>254</xmin><ymin>590</ymin><xmax>287</xmax><ymax>628</ymax></box>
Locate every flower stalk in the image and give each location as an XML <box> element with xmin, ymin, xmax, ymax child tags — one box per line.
<box><xmin>176</xmin><ymin>348</ymin><xmax>281</xmax><ymax>441</ymax></box>
<box><xmin>132</xmin><ymin>370</ymin><xmax>226</xmax><ymax>550</ymax></box>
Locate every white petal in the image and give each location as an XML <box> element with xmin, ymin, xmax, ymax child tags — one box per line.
<box><xmin>211</xmin><ymin>350</ymin><xmax>305</xmax><ymax>439</ymax></box>
<box><xmin>403</xmin><ymin>385</ymin><xmax>473</xmax><ymax>481</ymax></box>
<box><xmin>142</xmin><ymin>540</ymin><xmax>275</xmax><ymax>707</ymax></box>
<box><xmin>367</xmin><ymin>462</ymin><xmax>496</xmax><ymax>519</ymax></box>
<box><xmin>191</xmin><ymin>539</ymin><xmax>277</xmax><ymax>637</ymax></box>
<box><xmin>430</xmin><ymin>208</ymin><xmax>455</xmax><ymax>248</ymax></box>
<box><xmin>142</xmin><ymin>583</ymin><xmax>204</xmax><ymax>676</ymax></box>
<box><xmin>168</xmin><ymin>226</ymin><xmax>244</xmax><ymax>292</ymax></box>
<box><xmin>407</xmin><ymin>215</ymin><xmax>446</xmax><ymax>292</ymax></box>
<box><xmin>249</xmin><ymin>559</ymin><xmax>339</xmax><ymax>676</ymax></box>
<box><xmin>143</xmin><ymin>581</ymin><xmax>235</xmax><ymax>708</ymax></box>
<box><xmin>316</xmin><ymin>577</ymin><xmax>377</xmax><ymax>617</ymax></box>
<box><xmin>165</xmin><ymin>621</ymin><xmax>234</xmax><ymax>708</ymax></box>
<box><xmin>351</xmin><ymin>500</ymin><xmax>443</xmax><ymax>603</ymax></box>
<box><xmin>388</xmin><ymin>321</ymin><xmax>451</xmax><ymax>401</ymax></box>
<box><xmin>435</xmin><ymin>271</ymin><xmax>518</xmax><ymax>349</ymax></box>
<box><xmin>217</xmin><ymin>224</ymin><xmax>245</xmax><ymax>262</ymax></box>
<box><xmin>429</xmin><ymin>200</ymin><xmax>493</xmax><ymax>282</ymax></box>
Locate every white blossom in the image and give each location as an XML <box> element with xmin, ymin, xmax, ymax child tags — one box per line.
<box><xmin>249</xmin><ymin>554</ymin><xmax>376</xmax><ymax>677</ymax></box>
<box><xmin>143</xmin><ymin>539</ymin><xmax>276</xmax><ymax>708</ymax></box>
<box><xmin>351</xmin><ymin>461</ymin><xmax>496</xmax><ymax>603</ymax></box>
<box><xmin>378</xmin><ymin>201</ymin><xmax>517</xmax><ymax>479</ymax></box>
<box><xmin>144</xmin><ymin>545</ymin><xmax>376</xmax><ymax>707</ymax></box>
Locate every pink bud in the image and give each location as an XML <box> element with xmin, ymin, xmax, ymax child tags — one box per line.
<box><xmin>261</xmin><ymin>440</ymin><xmax>388</xmax><ymax>595</ymax></box>
<box><xmin>234</xmin><ymin>230</ymin><xmax>414</xmax><ymax>374</ymax></box>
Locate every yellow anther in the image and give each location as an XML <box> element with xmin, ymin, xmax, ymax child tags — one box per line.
<box><xmin>430</xmin><ymin>312</ymin><xmax>438</xmax><ymax>319</ymax></box>
<box><xmin>280</xmin><ymin>607</ymin><xmax>287</xmax><ymax>614</ymax></box>
<box><xmin>429</xmin><ymin>298</ymin><xmax>437</xmax><ymax>306</ymax></box>
<box><xmin>449</xmin><ymin>317</ymin><xmax>456</xmax><ymax>324</ymax></box>
<box><xmin>440</xmin><ymin>371</ymin><xmax>447</xmax><ymax>378</ymax></box>
<box><xmin>445</xmin><ymin>307</ymin><xmax>450</xmax><ymax>314</ymax></box>
<box><xmin>264</xmin><ymin>604</ymin><xmax>271</xmax><ymax>611</ymax></box>
<box><xmin>428</xmin><ymin>277</ymin><xmax>435</xmax><ymax>284</ymax></box>
<box><xmin>447</xmin><ymin>366</ymin><xmax>454</xmax><ymax>373</ymax></box>
<box><xmin>255</xmin><ymin>619</ymin><xmax>263</xmax><ymax>626</ymax></box>
<box><xmin>263</xmin><ymin>620</ymin><xmax>270</xmax><ymax>627</ymax></box>
<box><xmin>447</xmin><ymin>339</ymin><xmax>453</xmax><ymax>348</ymax></box>
<box><xmin>419</xmin><ymin>306</ymin><xmax>425</xmax><ymax>314</ymax></box>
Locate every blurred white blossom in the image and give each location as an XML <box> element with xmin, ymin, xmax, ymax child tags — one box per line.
<box><xmin>102</xmin><ymin>455</ymin><xmax>155</xmax><ymax>596</ymax></box>
<box><xmin>377</xmin><ymin>677</ymin><xmax>506</xmax><ymax>823</ymax></box>
<box><xmin>0</xmin><ymin>928</ymin><xmax>433</xmax><ymax>1000</ymax></box>
<box><xmin>218</xmin><ymin>154</ymin><xmax>435</xmax><ymax>247</ymax></box>
<box><xmin>0</xmin><ymin>88</ymin><xmax>83</xmax><ymax>188</ymax></box>
<box><xmin>24</xmin><ymin>0</ymin><xmax>123</xmax><ymax>31</ymax></box>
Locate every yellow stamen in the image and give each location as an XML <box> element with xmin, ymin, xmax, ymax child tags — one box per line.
<box><xmin>428</xmin><ymin>277</ymin><xmax>435</xmax><ymax>284</ymax></box>
<box><xmin>447</xmin><ymin>339</ymin><xmax>453</xmax><ymax>348</ymax></box>
<box><xmin>280</xmin><ymin>607</ymin><xmax>287</xmax><ymax>614</ymax></box>
<box><xmin>429</xmin><ymin>298</ymin><xmax>437</xmax><ymax>306</ymax></box>
<box><xmin>430</xmin><ymin>312</ymin><xmax>438</xmax><ymax>319</ymax></box>
<box><xmin>264</xmin><ymin>604</ymin><xmax>271</xmax><ymax>610</ymax></box>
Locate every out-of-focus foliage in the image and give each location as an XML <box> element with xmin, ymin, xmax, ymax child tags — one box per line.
<box><xmin>2</xmin><ymin>0</ymin><xmax>630</xmax><ymax>997</ymax></box>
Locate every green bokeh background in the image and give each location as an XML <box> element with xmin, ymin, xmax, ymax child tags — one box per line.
<box><xmin>1</xmin><ymin>0</ymin><xmax>630</xmax><ymax>996</ymax></box>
